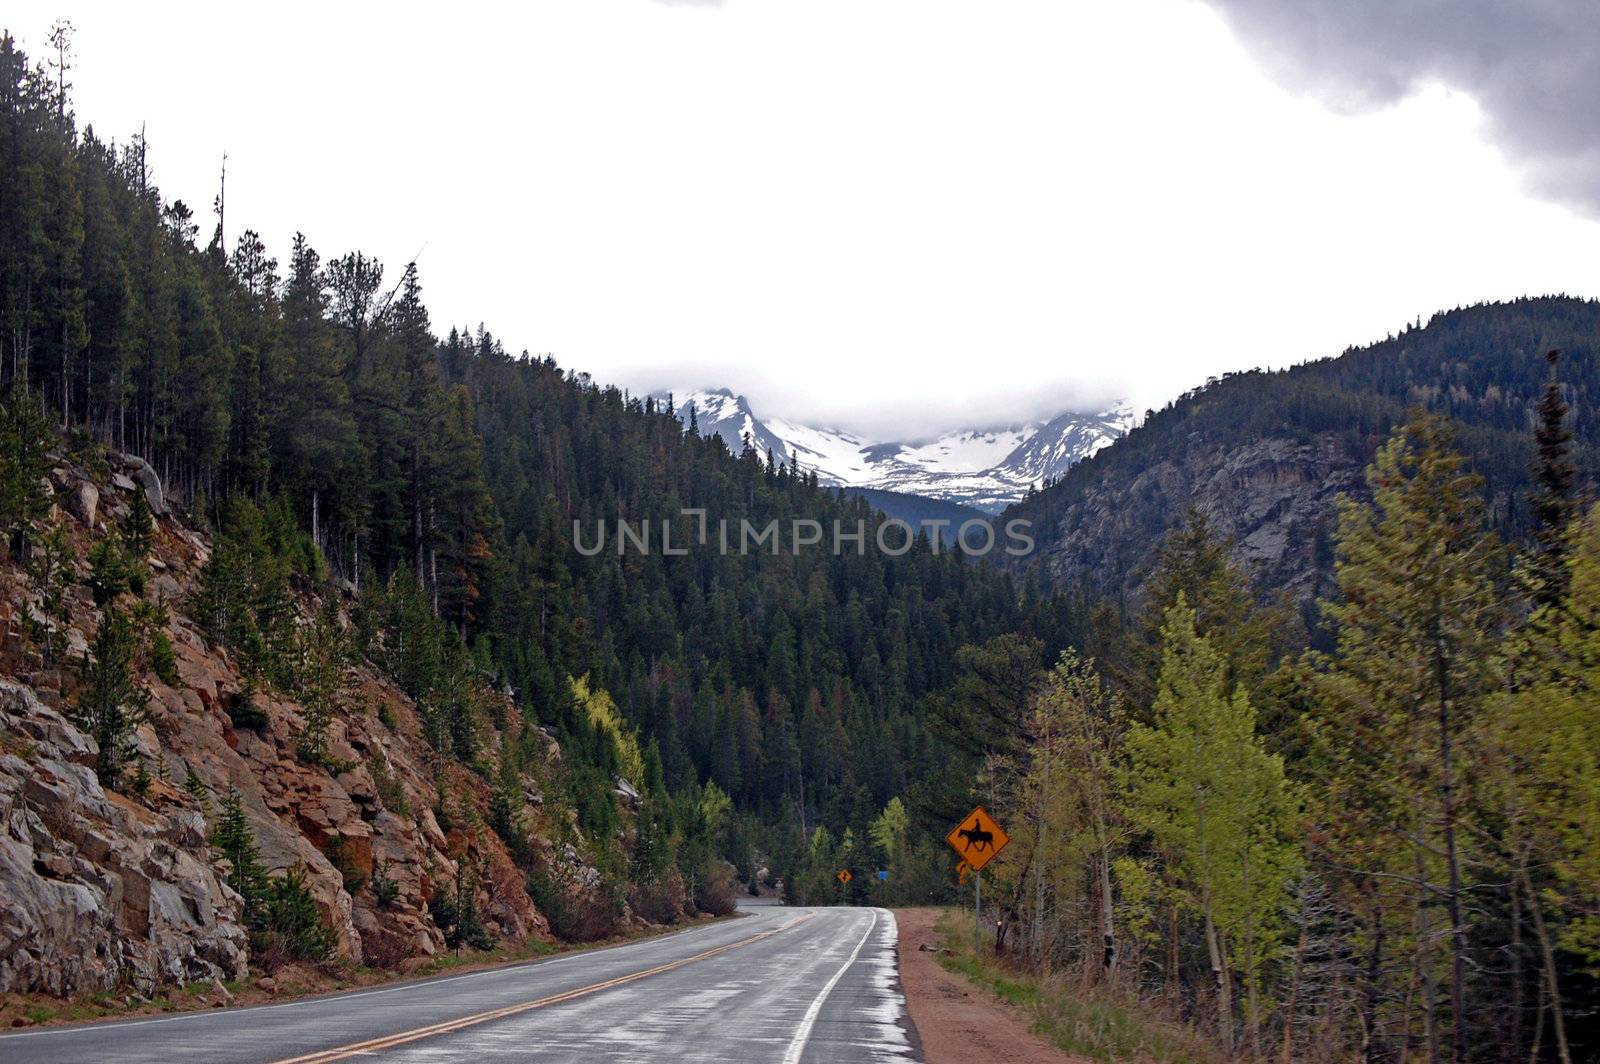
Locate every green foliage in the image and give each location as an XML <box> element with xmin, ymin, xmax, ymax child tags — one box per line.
<box><xmin>430</xmin><ymin>856</ymin><xmax>494</xmax><ymax>951</ymax></box>
<box><xmin>570</xmin><ymin>674</ymin><xmax>643</xmax><ymax>786</ymax></box>
<box><xmin>291</xmin><ymin>592</ymin><xmax>351</xmax><ymax>765</ymax></box>
<box><xmin>149</xmin><ymin>628</ymin><xmax>179</xmax><ymax>686</ymax></box>
<box><xmin>1010</xmin><ymin>297</ymin><xmax>1600</xmax><ymax>604</ymax></box>
<box><xmin>74</xmin><ymin>608</ymin><xmax>150</xmax><ymax>787</ymax></box>
<box><xmin>1124</xmin><ymin>596</ymin><xmax>1299</xmax><ymax>1051</ymax></box>
<box><xmin>25</xmin><ymin>519</ymin><xmax>73</xmax><ymax>666</ymax></box>
<box><xmin>213</xmin><ymin>788</ymin><xmax>335</xmax><ymax>965</ymax></box>
<box><xmin>371</xmin><ymin>860</ymin><xmax>399</xmax><ymax>908</ymax></box>
<box><xmin>256</xmin><ymin>865</ymin><xmax>337</xmax><ymax>963</ymax></box>
<box><xmin>225</xmin><ymin>676</ymin><xmax>270</xmax><ymax>731</ymax></box>
<box><xmin>210</xmin><ymin>787</ymin><xmax>264</xmax><ymax>915</ymax></box>
<box><xmin>324</xmin><ymin>834</ymin><xmax>366</xmax><ymax>894</ymax></box>
<box><xmin>84</xmin><ymin>530</ymin><xmax>133</xmax><ymax>605</ymax></box>
<box><xmin>194</xmin><ymin>496</ymin><xmax>302</xmax><ymax>679</ymax></box>
<box><xmin>0</xmin><ymin>386</ymin><xmax>54</xmax><ymax>558</ymax></box>
<box><xmin>122</xmin><ymin>486</ymin><xmax>154</xmax><ymax>560</ymax></box>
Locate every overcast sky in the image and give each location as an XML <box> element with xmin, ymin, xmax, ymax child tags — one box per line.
<box><xmin>7</xmin><ymin>1</ymin><xmax>1599</xmax><ymax>438</ymax></box>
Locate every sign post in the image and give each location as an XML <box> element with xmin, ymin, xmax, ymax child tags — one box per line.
<box><xmin>945</xmin><ymin>805</ymin><xmax>1009</xmax><ymax>957</ymax></box>
<box><xmin>974</xmin><ymin>870</ymin><xmax>982</xmax><ymax>954</ymax></box>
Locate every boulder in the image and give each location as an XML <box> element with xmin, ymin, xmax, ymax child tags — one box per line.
<box><xmin>123</xmin><ymin>455</ymin><xmax>168</xmax><ymax>515</ymax></box>
<box><xmin>66</xmin><ymin>480</ymin><xmax>99</xmax><ymax>527</ymax></box>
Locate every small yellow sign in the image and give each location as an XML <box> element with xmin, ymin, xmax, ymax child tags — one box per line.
<box><xmin>837</xmin><ymin>869</ymin><xmax>853</xmax><ymax>884</ymax></box>
<box><xmin>956</xmin><ymin>859</ymin><xmax>972</xmax><ymax>885</ymax></box>
<box><xmin>945</xmin><ymin>806</ymin><xmax>1009</xmax><ymax>872</ymax></box>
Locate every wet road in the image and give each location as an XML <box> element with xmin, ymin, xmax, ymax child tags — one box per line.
<box><xmin>0</xmin><ymin>902</ymin><xmax>917</xmax><ymax>1063</ymax></box>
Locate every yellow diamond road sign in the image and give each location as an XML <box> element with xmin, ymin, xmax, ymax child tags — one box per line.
<box><xmin>837</xmin><ymin>869</ymin><xmax>853</xmax><ymax>884</ymax></box>
<box><xmin>946</xmin><ymin>805</ymin><xmax>1009</xmax><ymax>872</ymax></box>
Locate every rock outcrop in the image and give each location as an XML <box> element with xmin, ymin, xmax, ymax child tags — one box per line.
<box><xmin>0</xmin><ymin>450</ymin><xmax>610</xmax><ymax>998</ymax></box>
<box><xmin>1026</xmin><ymin>435</ymin><xmax>1366</xmax><ymax>606</ymax></box>
<box><xmin>0</xmin><ymin>681</ymin><xmax>246</xmax><ymax>995</ymax></box>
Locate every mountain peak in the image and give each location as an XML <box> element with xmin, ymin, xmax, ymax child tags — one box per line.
<box><xmin>657</xmin><ymin>388</ymin><xmax>1133</xmax><ymax>511</ymax></box>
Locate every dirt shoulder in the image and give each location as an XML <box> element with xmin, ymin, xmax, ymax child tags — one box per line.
<box><xmin>894</xmin><ymin>907</ymin><xmax>1090</xmax><ymax>1064</ymax></box>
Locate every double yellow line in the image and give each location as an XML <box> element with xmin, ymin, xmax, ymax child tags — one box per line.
<box><xmin>272</xmin><ymin>914</ymin><xmax>812</xmax><ymax>1064</ymax></box>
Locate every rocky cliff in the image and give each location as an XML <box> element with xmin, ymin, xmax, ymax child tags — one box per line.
<box><xmin>0</xmin><ymin>448</ymin><xmax>623</xmax><ymax>998</ymax></box>
<box><xmin>1027</xmin><ymin>435</ymin><xmax>1364</xmax><ymax>607</ymax></box>
<box><xmin>1007</xmin><ymin>298</ymin><xmax>1600</xmax><ymax>611</ymax></box>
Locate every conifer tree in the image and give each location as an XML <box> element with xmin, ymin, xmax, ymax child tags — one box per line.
<box><xmin>210</xmin><ymin>786</ymin><xmax>264</xmax><ymax>919</ymax></box>
<box><xmin>75</xmin><ymin>607</ymin><xmax>150</xmax><ymax>787</ymax></box>
<box><xmin>0</xmin><ymin>386</ymin><xmax>55</xmax><ymax>557</ymax></box>
<box><xmin>1528</xmin><ymin>349</ymin><xmax>1577</xmax><ymax>610</ymax></box>
<box><xmin>1313</xmin><ymin>417</ymin><xmax>1504</xmax><ymax>1061</ymax></box>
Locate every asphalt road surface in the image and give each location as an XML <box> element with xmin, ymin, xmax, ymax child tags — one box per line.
<box><xmin>0</xmin><ymin>902</ymin><xmax>918</xmax><ymax>1063</ymax></box>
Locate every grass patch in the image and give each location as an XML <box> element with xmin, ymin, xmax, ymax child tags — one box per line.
<box><xmin>933</xmin><ymin>910</ymin><xmax>1227</xmax><ymax>1064</ymax></box>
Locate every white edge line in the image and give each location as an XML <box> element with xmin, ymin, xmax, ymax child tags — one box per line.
<box><xmin>780</xmin><ymin>908</ymin><xmax>879</xmax><ymax>1064</ymax></box>
<box><xmin>0</xmin><ymin>908</ymin><xmax>771</xmax><ymax>1041</ymax></box>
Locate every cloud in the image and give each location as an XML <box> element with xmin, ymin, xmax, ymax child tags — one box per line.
<box><xmin>1200</xmin><ymin>0</ymin><xmax>1600</xmax><ymax>215</ymax></box>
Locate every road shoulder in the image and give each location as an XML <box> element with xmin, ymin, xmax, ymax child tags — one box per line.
<box><xmin>893</xmin><ymin>907</ymin><xmax>1088</xmax><ymax>1064</ymax></box>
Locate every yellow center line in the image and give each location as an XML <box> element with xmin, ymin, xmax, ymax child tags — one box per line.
<box><xmin>270</xmin><ymin>913</ymin><xmax>815</xmax><ymax>1064</ymax></box>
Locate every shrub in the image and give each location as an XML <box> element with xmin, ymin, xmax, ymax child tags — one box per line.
<box><xmin>430</xmin><ymin>860</ymin><xmax>495</xmax><ymax>951</ymax></box>
<box><xmin>256</xmin><ymin>865</ymin><xmax>337</xmax><ymax>964</ymax></box>
<box><xmin>629</xmin><ymin>868</ymin><xmax>687</xmax><ymax>925</ymax></box>
<box><xmin>149</xmin><ymin>629</ymin><xmax>180</xmax><ymax>686</ymax></box>
<box><xmin>526</xmin><ymin>858</ymin><xmax>622</xmax><ymax>942</ymax></box>
<box><xmin>371</xmin><ymin>860</ymin><xmax>400</xmax><ymax>908</ymax></box>
<box><xmin>695</xmin><ymin>858</ymin><xmax>739</xmax><ymax>917</ymax></box>
<box><xmin>26</xmin><ymin>521</ymin><xmax>73</xmax><ymax>667</ymax></box>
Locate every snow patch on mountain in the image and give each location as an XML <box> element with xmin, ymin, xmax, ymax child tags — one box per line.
<box><xmin>658</xmin><ymin>388</ymin><xmax>1134</xmax><ymax>512</ymax></box>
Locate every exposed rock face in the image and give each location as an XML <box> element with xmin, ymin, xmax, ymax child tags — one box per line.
<box><xmin>121</xmin><ymin>455</ymin><xmax>167</xmax><ymax>516</ymax></box>
<box><xmin>1029</xmin><ymin>436</ymin><xmax>1366</xmax><ymax>606</ymax></box>
<box><xmin>0</xmin><ymin>682</ymin><xmax>246</xmax><ymax>995</ymax></box>
<box><xmin>0</xmin><ymin>452</ymin><xmax>600</xmax><ymax>998</ymax></box>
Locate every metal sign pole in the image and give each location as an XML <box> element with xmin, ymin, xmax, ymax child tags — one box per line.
<box><xmin>974</xmin><ymin>870</ymin><xmax>982</xmax><ymax>956</ymax></box>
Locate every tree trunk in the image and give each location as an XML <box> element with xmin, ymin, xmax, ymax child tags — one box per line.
<box><xmin>1204</xmin><ymin>897</ymin><xmax>1233</xmax><ymax>1052</ymax></box>
<box><xmin>1098</xmin><ymin>845</ymin><xmax>1117</xmax><ymax>978</ymax></box>
<box><xmin>1435</xmin><ymin>643</ymin><xmax>1469</xmax><ymax>1063</ymax></box>
<box><xmin>1518</xmin><ymin>858</ymin><xmax>1572</xmax><ymax>1064</ymax></box>
<box><xmin>1363</xmin><ymin>901</ymin><xmax>1384</xmax><ymax>1063</ymax></box>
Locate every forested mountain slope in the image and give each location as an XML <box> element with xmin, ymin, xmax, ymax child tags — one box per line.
<box><xmin>1006</xmin><ymin>297</ymin><xmax>1600</xmax><ymax>607</ymax></box>
<box><xmin>0</xmin><ymin>31</ymin><xmax>1070</xmax><ymax>994</ymax></box>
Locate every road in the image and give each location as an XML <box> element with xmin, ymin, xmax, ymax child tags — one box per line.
<box><xmin>0</xmin><ymin>902</ymin><xmax>918</xmax><ymax>1063</ymax></box>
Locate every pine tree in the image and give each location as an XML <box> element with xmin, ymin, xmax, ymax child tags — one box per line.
<box><xmin>0</xmin><ymin>386</ymin><xmax>55</xmax><ymax>557</ymax></box>
<box><xmin>84</xmin><ymin>529</ymin><xmax>131</xmax><ymax>605</ymax></box>
<box><xmin>1313</xmin><ymin>417</ymin><xmax>1504</xmax><ymax>1061</ymax></box>
<box><xmin>123</xmin><ymin>483</ymin><xmax>154</xmax><ymax>559</ymax></box>
<box><xmin>210</xmin><ymin>786</ymin><xmax>264</xmax><ymax>919</ymax></box>
<box><xmin>26</xmin><ymin>519</ymin><xmax>72</xmax><ymax>666</ymax></box>
<box><xmin>75</xmin><ymin>607</ymin><xmax>151</xmax><ymax>787</ymax></box>
<box><xmin>1528</xmin><ymin>349</ymin><xmax>1577</xmax><ymax>610</ymax></box>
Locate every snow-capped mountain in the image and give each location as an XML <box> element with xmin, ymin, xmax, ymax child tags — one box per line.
<box><xmin>657</xmin><ymin>388</ymin><xmax>1135</xmax><ymax>512</ymax></box>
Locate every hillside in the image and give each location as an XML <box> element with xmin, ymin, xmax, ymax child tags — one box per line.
<box><xmin>0</xmin><ymin>30</ymin><xmax>1072</xmax><ymax>999</ymax></box>
<box><xmin>832</xmin><ymin>486</ymin><xmax>989</xmax><ymax>545</ymax></box>
<box><xmin>1006</xmin><ymin>296</ymin><xmax>1600</xmax><ymax>608</ymax></box>
<box><xmin>0</xmin><ymin>442</ymin><xmax>630</xmax><ymax>996</ymax></box>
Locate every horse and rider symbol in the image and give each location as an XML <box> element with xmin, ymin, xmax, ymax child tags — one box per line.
<box><xmin>945</xmin><ymin>805</ymin><xmax>1009</xmax><ymax>873</ymax></box>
